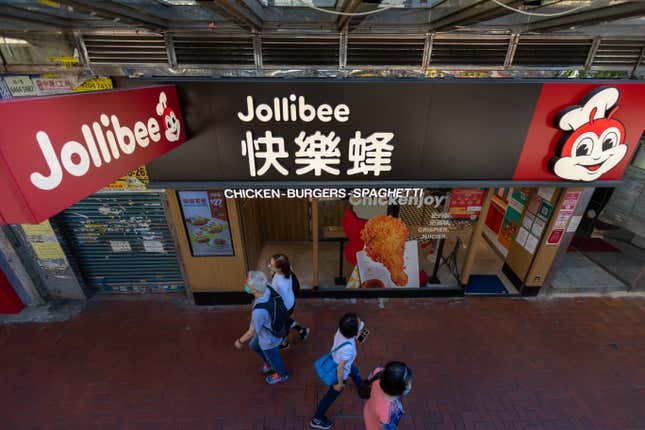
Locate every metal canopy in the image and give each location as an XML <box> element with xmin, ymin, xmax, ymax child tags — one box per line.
<box><xmin>0</xmin><ymin>0</ymin><xmax>644</xmax><ymax>76</ymax></box>
<box><xmin>1</xmin><ymin>0</ymin><xmax>643</xmax><ymax>33</ymax></box>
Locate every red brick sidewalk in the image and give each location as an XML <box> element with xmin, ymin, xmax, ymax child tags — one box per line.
<box><xmin>1</xmin><ymin>296</ymin><xmax>644</xmax><ymax>430</ymax></box>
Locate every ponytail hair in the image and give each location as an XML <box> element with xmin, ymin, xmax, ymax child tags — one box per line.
<box><xmin>272</xmin><ymin>253</ymin><xmax>292</xmax><ymax>279</ymax></box>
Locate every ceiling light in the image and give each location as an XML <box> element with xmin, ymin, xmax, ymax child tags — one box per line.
<box><xmin>0</xmin><ymin>37</ymin><xmax>29</xmax><ymax>45</ymax></box>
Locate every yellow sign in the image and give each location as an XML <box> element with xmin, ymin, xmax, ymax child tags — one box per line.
<box><xmin>72</xmin><ymin>77</ymin><xmax>113</xmax><ymax>92</ymax></box>
<box><xmin>104</xmin><ymin>166</ymin><xmax>149</xmax><ymax>191</ymax></box>
<box><xmin>31</xmin><ymin>242</ymin><xmax>66</xmax><ymax>260</ymax></box>
<box><xmin>22</xmin><ymin>221</ymin><xmax>56</xmax><ymax>237</ymax></box>
<box><xmin>47</xmin><ymin>56</ymin><xmax>79</xmax><ymax>68</ymax></box>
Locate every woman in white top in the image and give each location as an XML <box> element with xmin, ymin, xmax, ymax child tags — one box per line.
<box><xmin>269</xmin><ymin>254</ymin><xmax>310</xmax><ymax>350</ymax></box>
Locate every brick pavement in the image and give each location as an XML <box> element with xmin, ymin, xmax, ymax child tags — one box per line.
<box><xmin>1</xmin><ymin>295</ymin><xmax>644</xmax><ymax>430</ymax></box>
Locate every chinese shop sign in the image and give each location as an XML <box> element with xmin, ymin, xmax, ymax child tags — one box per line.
<box><xmin>238</xmin><ymin>95</ymin><xmax>393</xmax><ymax>177</ymax></box>
<box><xmin>145</xmin><ymin>81</ymin><xmax>645</xmax><ymax>185</ymax></box>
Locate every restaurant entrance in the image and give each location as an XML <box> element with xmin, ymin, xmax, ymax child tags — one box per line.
<box><xmin>239</xmin><ymin>197</ymin><xmax>316</xmax><ymax>289</ymax></box>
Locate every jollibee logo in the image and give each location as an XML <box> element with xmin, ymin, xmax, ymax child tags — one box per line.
<box><xmin>156</xmin><ymin>92</ymin><xmax>180</xmax><ymax>142</ymax></box>
<box><xmin>30</xmin><ymin>91</ymin><xmax>180</xmax><ymax>191</ymax></box>
<box><xmin>550</xmin><ymin>86</ymin><xmax>627</xmax><ymax>182</ymax></box>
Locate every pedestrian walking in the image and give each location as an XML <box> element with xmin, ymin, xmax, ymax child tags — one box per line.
<box><xmin>268</xmin><ymin>253</ymin><xmax>310</xmax><ymax>349</ymax></box>
<box><xmin>362</xmin><ymin>361</ymin><xmax>412</xmax><ymax>430</ymax></box>
<box><xmin>310</xmin><ymin>313</ymin><xmax>365</xmax><ymax>430</ymax></box>
<box><xmin>234</xmin><ymin>270</ymin><xmax>290</xmax><ymax>385</ymax></box>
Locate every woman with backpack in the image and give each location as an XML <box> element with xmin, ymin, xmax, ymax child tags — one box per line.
<box><xmin>269</xmin><ymin>254</ymin><xmax>310</xmax><ymax>350</ymax></box>
<box><xmin>363</xmin><ymin>361</ymin><xmax>412</xmax><ymax>430</ymax></box>
<box><xmin>234</xmin><ymin>270</ymin><xmax>290</xmax><ymax>385</ymax></box>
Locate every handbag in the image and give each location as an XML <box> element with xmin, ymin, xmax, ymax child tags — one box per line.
<box><xmin>358</xmin><ymin>369</ymin><xmax>383</xmax><ymax>400</ymax></box>
<box><xmin>314</xmin><ymin>341</ymin><xmax>351</xmax><ymax>386</ymax></box>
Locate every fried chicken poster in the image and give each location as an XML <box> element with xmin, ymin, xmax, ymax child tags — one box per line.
<box><xmin>355</xmin><ymin>215</ymin><xmax>419</xmax><ymax>289</ymax></box>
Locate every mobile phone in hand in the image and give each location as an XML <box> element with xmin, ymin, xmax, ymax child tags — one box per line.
<box><xmin>356</xmin><ymin>328</ymin><xmax>370</xmax><ymax>343</ymax></box>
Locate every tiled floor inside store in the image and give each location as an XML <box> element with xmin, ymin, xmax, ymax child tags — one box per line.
<box><xmin>252</xmin><ymin>235</ymin><xmax>518</xmax><ymax>294</ymax></box>
<box><xmin>254</xmin><ymin>242</ymin><xmax>354</xmax><ymax>289</ymax></box>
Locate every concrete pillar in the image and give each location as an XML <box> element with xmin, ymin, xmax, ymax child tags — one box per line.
<box><xmin>9</xmin><ymin>223</ymin><xmax>87</xmax><ymax>301</ymax></box>
<box><xmin>0</xmin><ymin>227</ymin><xmax>45</xmax><ymax>306</ymax></box>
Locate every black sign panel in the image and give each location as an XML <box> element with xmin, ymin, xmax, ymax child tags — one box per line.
<box><xmin>146</xmin><ymin>81</ymin><xmax>543</xmax><ymax>183</ymax></box>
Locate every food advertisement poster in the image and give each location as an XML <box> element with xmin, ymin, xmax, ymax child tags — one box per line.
<box><xmin>178</xmin><ymin>191</ymin><xmax>233</xmax><ymax>257</ymax></box>
<box><xmin>447</xmin><ymin>188</ymin><xmax>485</xmax><ymax>220</ymax></box>
<box><xmin>343</xmin><ymin>212</ymin><xmax>420</xmax><ymax>289</ymax></box>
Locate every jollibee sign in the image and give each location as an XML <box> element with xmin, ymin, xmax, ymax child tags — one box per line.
<box><xmin>145</xmin><ymin>81</ymin><xmax>645</xmax><ymax>185</ymax></box>
<box><xmin>0</xmin><ymin>85</ymin><xmax>186</xmax><ymax>224</ymax></box>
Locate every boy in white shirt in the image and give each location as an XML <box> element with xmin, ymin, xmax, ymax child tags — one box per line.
<box><xmin>310</xmin><ymin>313</ymin><xmax>364</xmax><ymax>430</ymax></box>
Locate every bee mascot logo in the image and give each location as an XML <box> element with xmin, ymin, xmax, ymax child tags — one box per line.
<box><xmin>550</xmin><ymin>86</ymin><xmax>627</xmax><ymax>182</ymax></box>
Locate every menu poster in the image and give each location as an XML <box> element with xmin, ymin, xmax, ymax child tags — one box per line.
<box><xmin>448</xmin><ymin>188</ymin><xmax>485</xmax><ymax>219</ymax></box>
<box><xmin>178</xmin><ymin>190</ymin><xmax>234</xmax><ymax>257</ymax></box>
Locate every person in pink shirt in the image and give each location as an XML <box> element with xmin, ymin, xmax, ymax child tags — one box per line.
<box><xmin>363</xmin><ymin>362</ymin><xmax>412</xmax><ymax>430</ymax></box>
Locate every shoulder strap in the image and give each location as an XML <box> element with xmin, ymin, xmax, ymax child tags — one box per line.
<box><xmin>330</xmin><ymin>340</ymin><xmax>352</xmax><ymax>354</ymax></box>
<box><xmin>370</xmin><ymin>369</ymin><xmax>384</xmax><ymax>383</ymax></box>
<box><xmin>253</xmin><ymin>301</ymin><xmax>270</xmax><ymax>311</ymax></box>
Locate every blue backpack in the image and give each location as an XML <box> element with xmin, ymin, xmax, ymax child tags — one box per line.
<box><xmin>314</xmin><ymin>341</ymin><xmax>351</xmax><ymax>386</ymax></box>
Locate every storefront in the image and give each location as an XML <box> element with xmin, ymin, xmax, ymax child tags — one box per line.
<box><xmin>1</xmin><ymin>80</ymin><xmax>644</xmax><ymax>304</ymax></box>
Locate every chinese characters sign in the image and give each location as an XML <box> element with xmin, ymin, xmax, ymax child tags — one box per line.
<box><xmin>238</xmin><ymin>96</ymin><xmax>395</xmax><ymax>178</ymax></box>
<box><xmin>178</xmin><ymin>191</ymin><xmax>234</xmax><ymax>257</ymax></box>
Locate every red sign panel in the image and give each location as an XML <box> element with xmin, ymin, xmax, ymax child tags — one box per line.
<box><xmin>546</xmin><ymin>228</ymin><xmax>565</xmax><ymax>245</ymax></box>
<box><xmin>448</xmin><ymin>188</ymin><xmax>486</xmax><ymax>219</ymax></box>
<box><xmin>514</xmin><ymin>83</ymin><xmax>645</xmax><ymax>182</ymax></box>
<box><xmin>0</xmin><ymin>85</ymin><xmax>186</xmax><ymax>224</ymax></box>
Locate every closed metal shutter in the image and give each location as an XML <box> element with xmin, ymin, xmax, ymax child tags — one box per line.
<box><xmin>53</xmin><ymin>192</ymin><xmax>184</xmax><ymax>293</ymax></box>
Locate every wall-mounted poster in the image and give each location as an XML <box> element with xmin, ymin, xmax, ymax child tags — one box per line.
<box><xmin>537</xmin><ymin>200</ymin><xmax>554</xmax><ymax>221</ymax></box>
<box><xmin>178</xmin><ymin>190</ymin><xmax>234</xmax><ymax>257</ymax></box>
<box><xmin>498</xmin><ymin>205</ymin><xmax>523</xmax><ymax>249</ymax></box>
<box><xmin>447</xmin><ymin>188</ymin><xmax>485</xmax><ymax>220</ymax></box>
<box><xmin>343</xmin><ymin>212</ymin><xmax>420</xmax><ymax>289</ymax></box>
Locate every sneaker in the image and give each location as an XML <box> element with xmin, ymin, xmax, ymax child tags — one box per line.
<box><xmin>310</xmin><ymin>417</ymin><xmax>332</xmax><ymax>429</ymax></box>
<box><xmin>300</xmin><ymin>328</ymin><xmax>311</xmax><ymax>342</ymax></box>
<box><xmin>266</xmin><ymin>373</ymin><xmax>289</xmax><ymax>385</ymax></box>
<box><xmin>261</xmin><ymin>363</ymin><xmax>274</xmax><ymax>375</ymax></box>
<box><xmin>278</xmin><ymin>340</ymin><xmax>290</xmax><ymax>350</ymax></box>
